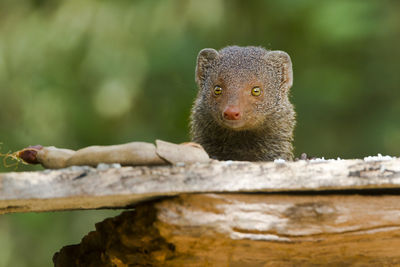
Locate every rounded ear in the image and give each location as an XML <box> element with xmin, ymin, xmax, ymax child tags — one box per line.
<box><xmin>265</xmin><ymin>51</ymin><xmax>293</xmax><ymax>93</ymax></box>
<box><xmin>195</xmin><ymin>48</ymin><xmax>219</xmax><ymax>85</ymax></box>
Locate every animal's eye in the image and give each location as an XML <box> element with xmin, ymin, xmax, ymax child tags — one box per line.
<box><xmin>251</xmin><ymin>87</ymin><xmax>261</xmax><ymax>96</ymax></box>
<box><xmin>214</xmin><ymin>85</ymin><xmax>222</xmax><ymax>96</ymax></box>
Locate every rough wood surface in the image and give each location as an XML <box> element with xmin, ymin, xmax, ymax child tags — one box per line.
<box><xmin>53</xmin><ymin>193</ymin><xmax>400</xmax><ymax>266</ymax></box>
<box><xmin>1</xmin><ymin>158</ymin><xmax>400</xmax><ymax>214</ymax></box>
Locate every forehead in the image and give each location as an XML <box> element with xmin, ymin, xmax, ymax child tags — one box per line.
<box><xmin>216</xmin><ymin>57</ymin><xmax>267</xmax><ymax>85</ymax></box>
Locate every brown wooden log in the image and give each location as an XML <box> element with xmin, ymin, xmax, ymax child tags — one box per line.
<box><xmin>53</xmin><ymin>193</ymin><xmax>400</xmax><ymax>266</ymax></box>
<box><xmin>1</xmin><ymin>157</ymin><xmax>400</xmax><ymax>265</ymax></box>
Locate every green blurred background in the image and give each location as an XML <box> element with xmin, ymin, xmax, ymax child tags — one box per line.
<box><xmin>0</xmin><ymin>0</ymin><xmax>399</xmax><ymax>266</ymax></box>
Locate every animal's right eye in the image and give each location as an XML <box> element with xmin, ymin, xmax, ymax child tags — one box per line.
<box><xmin>214</xmin><ymin>85</ymin><xmax>222</xmax><ymax>96</ymax></box>
<box><xmin>251</xmin><ymin>86</ymin><xmax>261</xmax><ymax>96</ymax></box>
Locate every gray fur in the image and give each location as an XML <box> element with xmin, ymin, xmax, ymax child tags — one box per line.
<box><xmin>191</xmin><ymin>46</ymin><xmax>296</xmax><ymax>161</ymax></box>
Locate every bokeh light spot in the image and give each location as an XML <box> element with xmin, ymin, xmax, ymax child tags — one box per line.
<box><xmin>94</xmin><ymin>80</ymin><xmax>132</xmax><ymax>119</ymax></box>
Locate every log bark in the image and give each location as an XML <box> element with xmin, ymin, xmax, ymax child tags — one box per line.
<box><xmin>53</xmin><ymin>193</ymin><xmax>400</xmax><ymax>266</ymax></box>
<box><xmin>1</xmin><ymin>158</ymin><xmax>400</xmax><ymax>214</ymax></box>
<box><xmin>2</xmin><ymin>157</ymin><xmax>400</xmax><ymax>266</ymax></box>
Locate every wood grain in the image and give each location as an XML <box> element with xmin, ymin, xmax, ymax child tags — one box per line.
<box><xmin>1</xmin><ymin>158</ymin><xmax>400</xmax><ymax>214</ymax></box>
<box><xmin>53</xmin><ymin>194</ymin><xmax>400</xmax><ymax>266</ymax></box>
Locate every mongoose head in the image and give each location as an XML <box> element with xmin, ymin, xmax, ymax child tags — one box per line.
<box><xmin>195</xmin><ymin>46</ymin><xmax>293</xmax><ymax>131</ymax></box>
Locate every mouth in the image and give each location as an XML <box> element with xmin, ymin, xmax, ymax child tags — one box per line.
<box><xmin>220</xmin><ymin>119</ymin><xmax>247</xmax><ymax>130</ymax></box>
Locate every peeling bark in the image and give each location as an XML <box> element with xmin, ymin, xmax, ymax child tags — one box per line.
<box><xmin>15</xmin><ymin>140</ymin><xmax>210</xmax><ymax>169</ymax></box>
<box><xmin>53</xmin><ymin>194</ymin><xmax>400</xmax><ymax>266</ymax></box>
<box><xmin>2</xmin><ymin>157</ymin><xmax>400</xmax><ymax>265</ymax></box>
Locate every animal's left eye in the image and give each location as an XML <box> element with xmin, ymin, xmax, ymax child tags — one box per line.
<box><xmin>251</xmin><ymin>87</ymin><xmax>261</xmax><ymax>96</ymax></box>
<box><xmin>214</xmin><ymin>85</ymin><xmax>222</xmax><ymax>96</ymax></box>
